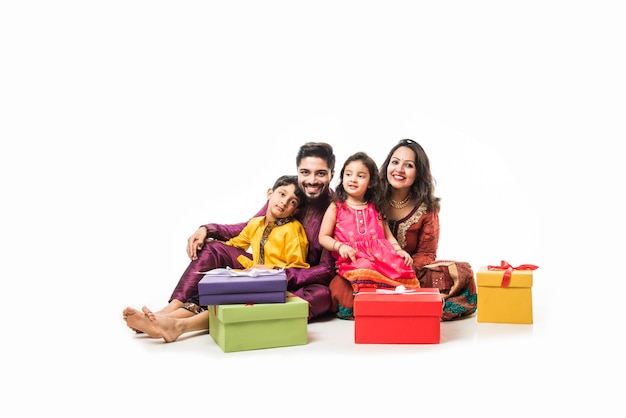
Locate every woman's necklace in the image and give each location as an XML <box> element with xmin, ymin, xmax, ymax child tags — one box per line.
<box><xmin>388</xmin><ymin>193</ymin><xmax>412</xmax><ymax>209</ymax></box>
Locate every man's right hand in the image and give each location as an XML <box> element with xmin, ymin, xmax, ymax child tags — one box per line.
<box><xmin>187</xmin><ymin>226</ymin><xmax>208</xmax><ymax>260</ymax></box>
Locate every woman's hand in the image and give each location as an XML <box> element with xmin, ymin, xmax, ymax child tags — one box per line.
<box><xmin>186</xmin><ymin>227</ymin><xmax>208</xmax><ymax>260</ymax></box>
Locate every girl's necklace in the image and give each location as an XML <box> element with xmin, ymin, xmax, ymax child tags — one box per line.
<box><xmin>346</xmin><ymin>200</ymin><xmax>367</xmax><ymax>207</ymax></box>
<box><xmin>389</xmin><ymin>193</ymin><xmax>412</xmax><ymax>209</ymax></box>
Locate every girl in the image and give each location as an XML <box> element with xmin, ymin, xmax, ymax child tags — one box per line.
<box><xmin>319</xmin><ymin>151</ymin><xmax>420</xmax><ymax>294</ymax></box>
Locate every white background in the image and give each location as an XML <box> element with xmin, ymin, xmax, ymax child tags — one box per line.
<box><xmin>1</xmin><ymin>1</ymin><xmax>624</xmax><ymax>416</ymax></box>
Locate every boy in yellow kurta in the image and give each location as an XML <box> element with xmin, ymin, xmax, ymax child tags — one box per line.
<box><xmin>223</xmin><ymin>175</ymin><xmax>310</xmax><ymax>270</ymax></box>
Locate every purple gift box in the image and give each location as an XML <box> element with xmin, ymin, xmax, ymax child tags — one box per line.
<box><xmin>198</xmin><ymin>268</ymin><xmax>288</xmax><ymax>306</ymax></box>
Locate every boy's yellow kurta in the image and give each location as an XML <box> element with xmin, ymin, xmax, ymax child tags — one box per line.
<box><xmin>225</xmin><ymin>216</ymin><xmax>310</xmax><ymax>269</ymax></box>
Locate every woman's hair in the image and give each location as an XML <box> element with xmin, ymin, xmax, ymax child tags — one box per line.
<box><xmin>379</xmin><ymin>139</ymin><xmax>441</xmax><ymax>213</ymax></box>
<box><xmin>335</xmin><ymin>151</ymin><xmax>385</xmax><ymax>212</ymax></box>
<box><xmin>296</xmin><ymin>142</ymin><xmax>336</xmax><ymax>172</ymax></box>
<box><xmin>272</xmin><ymin>174</ymin><xmax>306</xmax><ymax>208</ymax></box>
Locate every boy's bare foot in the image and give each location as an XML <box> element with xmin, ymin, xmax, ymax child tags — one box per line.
<box><xmin>127</xmin><ymin>306</ymin><xmax>184</xmax><ymax>342</ymax></box>
<box><xmin>124</xmin><ymin>306</ymin><xmax>164</xmax><ymax>339</ymax></box>
<box><xmin>123</xmin><ymin>307</ymin><xmax>144</xmax><ymax>333</ymax></box>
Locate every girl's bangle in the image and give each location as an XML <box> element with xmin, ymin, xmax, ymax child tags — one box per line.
<box><xmin>333</xmin><ymin>241</ymin><xmax>342</xmax><ymax>251</ymax></box>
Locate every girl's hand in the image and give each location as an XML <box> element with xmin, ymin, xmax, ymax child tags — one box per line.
<box><xmin>338</xmin><ymin>243</ymin><xmax>357</xmax><ymax>263</ymax></box>
<box><xmin>398</xmin><ymin>250</ymin><xmax>412</xmax><ymax>266</ymax></box>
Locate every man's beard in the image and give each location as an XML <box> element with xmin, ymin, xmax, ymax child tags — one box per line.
<box><xmin>302</xmin><ymin>182</ymin><xmax>327</xmax><ymax>200</ymax></box>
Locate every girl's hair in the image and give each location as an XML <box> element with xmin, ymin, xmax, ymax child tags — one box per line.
<box><xmin>295</xmin><ymin>142</ymin><xmax>336</xmax><ymax>172</ymax></box>
<box><xmin>335</xmin><ymin>151</ymin><xmax>384</xmax><ymax>212</ymax></box>
<box><xmin>379</xmin><ymin>139</ymin><xmax>441</xmax><ymax>213</ymax></box>
<box><xmin>273</xmin><ymin>174</ymin><xmax>306</xmax><ymax>208</ymax></box>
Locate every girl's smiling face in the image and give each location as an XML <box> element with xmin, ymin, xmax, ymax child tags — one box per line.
<box><xmin>342</xmin><ymin>160</ymin><xmax>370</xmax><ymax>201</ymax></box>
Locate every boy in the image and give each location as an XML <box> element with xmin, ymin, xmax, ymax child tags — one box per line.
<box><xmin>223</xmin><ymin>174</ymin><xmax>310</xmax><ymax>270</ymax></box>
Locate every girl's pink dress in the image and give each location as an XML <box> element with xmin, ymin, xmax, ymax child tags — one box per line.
<box><xmin>332</xmin><ymin>201</ymin><xmax>420</xmax><ymax>293</ymax></box>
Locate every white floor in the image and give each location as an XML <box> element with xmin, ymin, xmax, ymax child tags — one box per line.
<box><xmin>104</xmin><ymin>280</ymin><xmax>618</xmax><ymax>417</ymax></box>
<box><xmin>5</xmin><ymin>266</ymin><xmax>619</xmax><ymax>416</ymax></box>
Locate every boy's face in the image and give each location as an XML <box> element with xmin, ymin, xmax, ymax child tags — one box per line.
<box><xmin>266</xmin><ymin>183</ymin><xmax>301</xmax><ymax>221</ymax></box>
<box><xmin>297</xmin><ymin>156</ymin><xmax>333</xmax><ymax>200</ymax></box>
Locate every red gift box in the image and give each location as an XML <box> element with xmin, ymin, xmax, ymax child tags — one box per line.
<box><xmin>354</xmin><ymin>288</ymin><xmax>443</xmax><ymax>344</ymax></box>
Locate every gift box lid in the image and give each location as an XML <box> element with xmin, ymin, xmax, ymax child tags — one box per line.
<box><xmin>209</xmin><ymin>293</ymin><xmax>308</xmax><ymax>323</ymax></box>
<box><xmin>477</xmin><ymin>266</ymin><xmax>533</xmax><ymax>288</ymax></box>
<box><xmin>354</xmin><ymin>288</ymin><xmax>443</xmax><ymax>317</ymax></box>
<box><xmin>198</xmin><ymin>268</ymin><xmax>287</xmax><ymax>295</ymax></box>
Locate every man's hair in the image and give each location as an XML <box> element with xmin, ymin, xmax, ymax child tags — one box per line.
<box><xmin>272</xmin><ymin>174</ymin><xmax>306</xmax><ymax>207</ymax></box>
<box><xmin>295</xmin><ymin>142</ymin><xmax>336</xmax><ymax>172</ymax></box>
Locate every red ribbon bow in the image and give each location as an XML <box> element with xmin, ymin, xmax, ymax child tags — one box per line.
<box><xmin>487</xmin><ymin>260</ymin><xmax>538</xmax><ymax>287</ymax></box>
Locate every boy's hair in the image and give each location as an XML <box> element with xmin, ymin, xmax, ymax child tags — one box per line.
<box><xmin>335</xmin><ymin>151</ymin><xmax>384</xmax><ymax>212</ymax></box>
<box><xmin>295</xmin><ymin>142</ymin><xmax>336</xmax><ymax>172</ymax></box>
<box><xmin>378</xmin><ymin>138</ymin><xmax>441</xmax><ymax>213</ymax></box>
<box><xmin>273</xmin><ymin>175</ymin><xmax>306</xmax><ymax>207</ymax></box>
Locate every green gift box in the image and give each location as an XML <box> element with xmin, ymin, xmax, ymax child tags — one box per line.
<box><xmin>208</xmin><ymin>292</ymin><xmax>309</xmax><ymax>352</ymax></box>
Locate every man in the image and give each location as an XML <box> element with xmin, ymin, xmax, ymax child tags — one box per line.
<box><xmin>123</xmin><ymin>142</ymin><xmax>336</xmax><ymax>342</ymax></box>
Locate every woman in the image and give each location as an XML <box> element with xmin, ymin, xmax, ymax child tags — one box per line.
<box><xmin>379</xmin><ymin>138</ymin><xmax>440</xmax><ymax>270</ymax></box>
<box><xmin>329</xmin><ymin>139</ymin><xmax>476</xmax><ymax>320</ymax></box>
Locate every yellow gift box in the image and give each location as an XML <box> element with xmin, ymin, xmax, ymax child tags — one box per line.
<box><xmin>476</xmin><ymin>262</ymin><xmax>537</xmax><ymax>324</ymax></box>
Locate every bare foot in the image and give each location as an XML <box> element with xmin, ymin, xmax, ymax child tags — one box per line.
<box><xmin>123</xmin><ymin>307</ymin><xmax>145</xmax><ymax>333</ymax></box>
<box><xmin>131</xmin><ymin>306</ymin><xmax>184</xmax><ymax>343</ymax></box>
<box><xmin>124</xmin><ymin>306</ymin><xmax>161</xmax><ymax>337</ymax></box>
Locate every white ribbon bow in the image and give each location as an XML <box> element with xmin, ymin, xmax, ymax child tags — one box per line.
<box><xmin>374</xmin><ymin>285</ymin><xmax>441</xmax><ymax>295</ymax></box>
<box><xmin>198</xmin><ymin>267</ymin><xmax>285</xmax><ymax>277</ymax></box>
<box><xmin>375</xmin><ymin>285</ymin><xmax>415</xmax><ymax>294</ymax></box>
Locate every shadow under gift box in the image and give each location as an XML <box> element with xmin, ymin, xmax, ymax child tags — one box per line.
<box><xmin>354</xmin><ymin>288</ymin><xmax>443</xmax><ymax>344</ymax></box>
<box><xmin>208</xmin><ymin>292</ymin><xmax>309</xmax><ymax>352</ymax></box>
